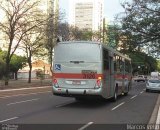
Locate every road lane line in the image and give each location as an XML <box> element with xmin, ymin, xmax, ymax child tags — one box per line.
<box><xmin>0</xmin><ymin>91</ymin><xmax>51</xmax><ymax>99</ymax></box>
<box><xmin>78</xmin><ymin>122</ymin><xmax>93</xmax><ymax>130</ymax></box>
<box><xmin>130</xmin><ymin>95</ymin><xmax>137</xmax><ymax>99</ymax></box>
<box><xmin>143</xmin><ymin>89</ymin><xmax>146</xmax><ymax>91</ymax></box>
<box><xmin>56</xmin><ymin>100</ymin><xmax>75</xmax><ymax>108</ymax></box>
<box><xmin>156</xmin><ymin>106</ymin><xmax>160</xmax><ymax>124</ymax></box>
<box><xmin>111</xmin><ymin>102</ymin><xmax>125</xmax><ymax>111</ymax></box>
<box><xmin>0</xmin><ymin>117</ymin><xmax>18</xmax><ymax>123</ymax></box>
<box><xmin>140</xmin><ymin>91</ymin><xmax>144</xmax><ymax>94</ymax></box>
<box><xmin>7</xmin><ymin>98</ymin><xmax>39</xmax><ymax>106</ymax></box>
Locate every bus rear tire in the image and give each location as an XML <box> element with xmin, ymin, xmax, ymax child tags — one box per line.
<box><xmin>111</xmin><ymin>89</ymin><xmax>117</xmax><ymax>102</ymax></box>
<box><xmin>124</xmin><ymin>86</ymin><xmax>129</xmax><ymax>96</ymax></box>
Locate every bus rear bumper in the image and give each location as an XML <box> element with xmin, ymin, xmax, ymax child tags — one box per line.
<box><xmin>52</xmin><ymin>86</ymin><xmax>102</xmax><ymax>97</ymax></box>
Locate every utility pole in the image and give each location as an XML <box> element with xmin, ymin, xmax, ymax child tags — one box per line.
<box><xmin>102</xmin><ymin>18</ymin><xmax>105</xmax><ymax>43</ymax></box>
<box><xmin>47</xmin><ymin>0</ymin><xmax>59</xmax><ymax>72</ymax></box>
<box><xmin>47</xmin><ymin>0</ymin><xmax>59</xmax><ymax>45</ymax></box>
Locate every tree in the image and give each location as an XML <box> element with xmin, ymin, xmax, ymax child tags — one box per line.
<box><xmin>45</xmin><ymin>0</ymin><xmax>59</xmax><ymax>74</ymax></box>
<box><xmin>0</xmin><ymin>49</ymin><xmax>26</xmax><ymax>80</ymax></box>
<box><xmin>58</xmin><ymin>22</ymin><xmax>101</xmax><ymax>41</ymax></box>
<box><xmin>0</xmin><ymin>0</ymin><xmax>43</xmax><ymax>85</ymax></box>
<box><xmin>20</xmin><ymin>28</ymin><xmax>46</xmax><ymax>83</ymax></box>
<box><xmin>120</xmin><ymin>0</ymin><xmax>160</xmax><ymax>57</ymax></box>
<box><xmin>10</xmin><ymin>54</ymin><xmax>26</xmax><ymax>80</ymax></box>
<box><xmin>125</xmin><ymin>51</ymin><xmax>157</xmax><ymax>75</ymax></box>
<box><xmin>57</xmin><ymin>22</ymin><xmax>70</xmax><ymax>41</ymax></box>
<box><xmin>0</xmin><ymin>49</ymin><xmax>6</xmax><ymax>79</ymax></box>
<box><xmin>105</xmin><ymin>24</ymin><xmax>121</xmax><ymax>49</ymax></box>
<box><xmin>0</xmin><ymin>58</ymin><xmax>5</xmax><ymax>79</ymax></box>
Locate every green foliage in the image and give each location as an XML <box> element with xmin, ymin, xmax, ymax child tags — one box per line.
<box><xmin>106</xmin><ymin>24</ymin><xmax>120</xmax><ymax>49</ymax></box>
<box><xmin>69</xmin><ymin>27</ymin><xmax>94</xmax><ymax>41</ymax></box>
<box><xmin>58</xmin><ymin>23</ymin><xmax>100</xmax><ymax>41</ymax></box>
<box><xmin>0</xmin><ymin>49</ymin><xmax>27</xmax><ymax>79</ymax></box>
<box><xmin>120</xmin><ymin>0</ymin><xmax>160</xmax><ymax>57</ymax></box>
<box><xmin>10</xmin><ymin>55</ymin><xmax>27</xmax><ymax>73</ymax></box>
<box><xmin>0</xmin><ymin>57</ymin><xmax>5</xmax><ymax>79</ymax></box>
<box><xmin>126</xmin><ymin>51</ymin><xmax>157</xmax><ymax>75</ymax></box>
<box><xmin>0</xmin><ymin>49</ymin><xmax>6</xmax><ymax>79</ymax></box>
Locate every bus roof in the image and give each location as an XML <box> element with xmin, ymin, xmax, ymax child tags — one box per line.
<box><xmin>57</xmin><ymin>41</ymin><xmax>131</xmax><ymax>61</ymax></box>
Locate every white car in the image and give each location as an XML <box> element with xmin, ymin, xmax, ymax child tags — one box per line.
<box><xmin>134</xmin><ymin>75</ymin><xmax>146</xmax><ymax>82</ymax></box>
<box><xmin>146</xmin><ymin>78</ymin><xmax>160</xmax><ymax>92</ymax></box>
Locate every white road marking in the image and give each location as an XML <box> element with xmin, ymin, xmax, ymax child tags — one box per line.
<box><xmin>143</xmin><ymin>89</ymin><xmax>146</xmax><ymax>91</ymax></box>
<box><xmin>7</xmin><ymin>98</ymin><xmax>39</xmax><ymax>106</ymax></box>
<box><xmin>56</xmin><ymin>100</ymin><xmax>75</xmax><ymax>108</ymax></box>
<box><xmin>78</xmin><ymin>122</ymin><xmax>94</xmax><ymax>130</ymax></box>
<box><xmin>0</xmin><ymin>117</ymin><xmax>18</xmax><ymax>123</ymax></box>
<box><xmin>111</xmin><ymin>102</ymin><xmax>125</xmax><ymax>111</ymax></box>
<box><xmin>140</xmin><ymin>91</ymin><xmax>144</xmax><ymax>94</ymax></box>
<box><xmin>156</xmin><ymin>106</ymin><xmax>160</xmax><ymax>124</ymax></box>
<box><xmin>0</xmin><ymin>91</ymin><xmax>51</xmax><ymax>99</ymax></box>
<box><xmin>130</xmin><ymin>95</ymin><xmax>137</xmax><ymax>99</ymax></box>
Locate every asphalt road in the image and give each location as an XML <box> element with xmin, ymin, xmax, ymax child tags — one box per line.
<box><xmin>0</xmin><ymin>82</ymin><xmax>159</xmax><ymax>130</ymax></box>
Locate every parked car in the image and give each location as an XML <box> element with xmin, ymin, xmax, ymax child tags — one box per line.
<box><xmin>146</xmin><ymin>78</ymin><xmax>160</xmax><ymax>92</ymax></box>
<box><xmin>134</xmin><ymin>75</ymin><xmax>146</xmax><ymax>82</ymax></box>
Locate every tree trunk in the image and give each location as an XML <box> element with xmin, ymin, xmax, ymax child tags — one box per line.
<box><xmin>15</xmin><ymin>71</ymin><xmax>18</xmax><ymax>80</ymax></box>
<box><xmin>5</xmin><ymin>36</ymin><xmax>14</xmax><ymax>86</ymax></box>
<box><xmin>28</xmin><ymin>53</ymin><xmax>32</xmax><ymax>83</ymax></box>
<box><xmin>4</xmin><ymin>57</ymin><xmax>10</xmax><ymax>86</ymax></box>
<box><xmin>28</xmin><ymin>68</ymin><xmax>32</xmax><ymax>83</ymax></box>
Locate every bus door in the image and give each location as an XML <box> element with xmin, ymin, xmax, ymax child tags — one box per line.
<box><xmin>109</xmin><ymin>56</ymin><xmax>114</xmax><ymax>96</ymax></box>
<box><xmin>103</xmin><ymin>50</ymin><xmax>114</xmax><ymax>97</ymax></box>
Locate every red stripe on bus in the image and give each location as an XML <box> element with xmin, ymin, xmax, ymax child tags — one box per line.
<box><xmin>53</xmin><ymin>73</ymin><xmax>103</xmax><ymax>79</ymax></box>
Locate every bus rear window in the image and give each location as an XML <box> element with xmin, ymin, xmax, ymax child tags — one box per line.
<box><xmin>54</xmin><ymin>43</ymin><xmax>101</xmax><ymax>62</ymax></box>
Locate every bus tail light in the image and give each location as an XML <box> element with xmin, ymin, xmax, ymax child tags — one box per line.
<box><xmin>95</xmin><ymin>77</ymin><xmax>102</xmax><ymax>89</ymax></box>
<box><xmin>53</xmin><ymin>79</ymin><xmax>59</xmax><ymax>88</ymax></box>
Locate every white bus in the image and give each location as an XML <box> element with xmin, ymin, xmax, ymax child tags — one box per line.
<box><xmin>52</xmin><ymin>41</ymin><xmax>132</xmax><ymax>101</ymax></box>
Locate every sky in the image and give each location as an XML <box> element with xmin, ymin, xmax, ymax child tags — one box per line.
<box><xmin>59</xmin><ymin>0</ymin><xmax>129</xmax><ymax>23</ymax></box>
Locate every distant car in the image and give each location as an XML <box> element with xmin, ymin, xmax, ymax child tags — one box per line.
<box><xmin>134</xmin><ymin>75</ymin><xmax>146</xmax><ymax>82</ymax></box>
<box><xmin>146</xmin><ymin>78</ymin><xmax>160</xmax><ymax>92</ymax></box>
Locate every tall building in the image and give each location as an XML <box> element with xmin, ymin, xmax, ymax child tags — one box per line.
<box><xmin>69</xmin><ymin>0</ymin><xmax>104</xmax><ymax>31</ymax></box>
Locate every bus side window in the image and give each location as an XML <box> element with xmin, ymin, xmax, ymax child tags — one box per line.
<box><xmin>120</xmin><ymin>58</ymin><xmax>124</xmax><ymax>73</ymax></box>
<box><xmin>125</xmin><ymin>60</ymin><xmax>131</xmax><ymax>73</ymax></box>
<box><xmin>116</xmin><ymin>56</ymin><xmax>120</xmax><ymax>73</ymax></box>
<box><xmin>103</xmin><ymin>49</ymin><xmax>109</xmax><ymax>70</ymax></box>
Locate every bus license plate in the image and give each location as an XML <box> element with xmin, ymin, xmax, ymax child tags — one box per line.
<box><xmin>72</xmin><ymin>80</ymin><xmax>81</xmax><ymax>85</ymax></box>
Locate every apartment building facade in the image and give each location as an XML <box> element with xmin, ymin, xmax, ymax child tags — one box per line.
<box><xmin>69</xmin><ymin>0</ymin><xmax>104</xmax><ymax>31</ymax></box>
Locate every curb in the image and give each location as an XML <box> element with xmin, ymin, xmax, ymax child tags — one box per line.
<box><xmin>0</xmin><ymin>86</ymin><xmax>51</xmax><ymax>92</ymax></box>
<box><xmin>148</xmin><ymin>94</ymin><xmax>160</xmax><ymax>125</ymax></box>
<box><xmin>0</xmin><ymin>86</ymin><xmax>52</xmax><ymax>99</ymax></box>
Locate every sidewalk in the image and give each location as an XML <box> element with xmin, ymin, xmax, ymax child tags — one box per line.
<box><xmin>148</xmin><ymin>94</ymin><xmax>160</xmax><ymax>129</ymax></box>
<box><xmin>0</xmin><ymin>79</ymin><xmax>52</xmax><ymax>98</ymax></box>
<box><xmin>0</xmin><ymin>79</ymin><xmax>52</xmax><ymax>90</ymax></box>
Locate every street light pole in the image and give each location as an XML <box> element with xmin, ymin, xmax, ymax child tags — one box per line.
<box><xmin>102</xmin><ymin>18</ymin><xmax>105</xmax><ymax>43</ymax></box>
